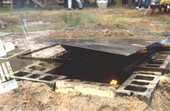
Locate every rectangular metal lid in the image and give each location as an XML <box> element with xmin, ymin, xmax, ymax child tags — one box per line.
<box><xmin>36</xmin><ymin>37</ymin><xmax>161</xmax><ymax>56</ymax></box>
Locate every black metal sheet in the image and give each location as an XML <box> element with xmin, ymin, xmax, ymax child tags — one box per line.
<box><xmin>36</xmin><ymin>38</ymin><xmax>161</xmax><ymax>56</ymax></box>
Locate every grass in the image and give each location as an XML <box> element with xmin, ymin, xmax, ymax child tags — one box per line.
<box><xmin>160</xmin><ymin>31</ymin><xmax>170</xmax><ymax>37</ymax></box>
<box><xmin>59</xmin><ymin>12</ymin><xmax>99</xmax><ymax>27</ymax></box>
<box><xmin>60</xmin><ymin>12</ymin><xmax>83</xmax><ymax>27</ymax></box>
<box><xmin>0</xmin><ymin>7</ymin><xmax>170</xmax><ymax>38</ymax></box>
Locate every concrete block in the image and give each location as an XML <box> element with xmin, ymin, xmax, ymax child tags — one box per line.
<box><xmin>116</xmin><ymin>72</ymin><xmax>161</xmax><ymax>105</ymax></box>
<box><xmin>11</xmin><ymin>71</ymin><xmax>66</xmax><ymax>85</ymax></box>
<box><xmin>0</xmin><ymin>49</ymin><xmax>32</xmax><ymax>72</ymax></box>
<box><xmin>0</xmin><ymin>61</ymin><xmax>14</xmax><ymax>83</ymax></box>
<box><xmin>133</xmin><ymin>70</ymin><xmax>162</xmax><ymax>75</ymax></box>
<box><xmin>138</xmin><ymin>52</ymin><xmax>170</xmax><ymax>70</ymax></box>
<box><xmin>0</xmin><ymin>79</ymin><xmax>18</xmax><ymax>94</ymax></box>
<box><xmin>55</xmin><ymin>79</ymin><xmax>117</xmax><ymax>98</ymax></box>
<box><xmin>22</xmin><ymin>61</ymin><xmax>62</xmax><ymax>73</ymax></box>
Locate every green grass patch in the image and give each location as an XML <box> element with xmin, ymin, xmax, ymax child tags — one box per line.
<box><xmin>0</xmin><ymin>7</ymin><xmax>12</xmax><ymax>13</ymax></box>
<box><xmin>0</xmin><ymin>24</ymin><xmax>23</xmax><ymax>32</ymax></box>
<box><xmin>160</xmin><ymin>31</ymin><xmax>170</xmax><ymax>37</ymax></box>
<box><xmin>0</xmin><ymin>8</ymin><xmax>170</xmax><ymax>38</ymax></box>
<box><xmin>59</xmin><ymin>12</ymin><xmax>99</xmax><ymax>27</ymax></box>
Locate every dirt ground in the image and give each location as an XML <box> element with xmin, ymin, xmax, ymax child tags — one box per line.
<box><xmin>0</xmin><ymin>29</ymin><xmax>169</xmax><ymax>111</ymax></box>
<box><xmin>0</xmin><ymin>7</ymin><xmax>170</xmax><ymax>111</ymax></box>
<box><xmin>0</xmin><ymin>74</ymin><xmax>169</xmax><ymax>111</ymax></box>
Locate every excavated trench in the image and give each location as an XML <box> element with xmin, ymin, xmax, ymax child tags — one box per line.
<box><xmin>47</xmin><ymin>47</ymin><xmax>147</xmax><ymax>85</ymax></box>
<box><xmin>9</xmin><ymin>38</ymin><xmax>170</xmax><ymax>105</ymax></box>
<box><xmin>11</xmin><ymin>42</ymin><xmax>170</xmax><ymax>104</ymax></box>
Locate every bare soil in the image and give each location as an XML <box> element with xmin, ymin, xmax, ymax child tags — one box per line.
<box><xmin>0</xmin><ymin>75</ymin><xmax>169</xmax><ymax>111</ymax></box>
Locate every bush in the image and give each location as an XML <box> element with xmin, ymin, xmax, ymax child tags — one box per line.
<box><xmin>60</xmin><ymin>12</ymin><xmax>98</xmax><ymax>27</ymax></box>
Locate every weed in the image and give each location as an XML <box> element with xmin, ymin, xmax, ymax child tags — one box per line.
<box><xmin>60</xmin><ymin>12</ymin><xmax>82</xmax><ymax>27</ymax></box>
<box><xmin>59</xmin><ymin>12</ymin><xmax>98</xmax><ymax>27</ymax></box>
<box><xmin>0</xmin><ymin>8</ymin><xmax>170</xmax><ymax>38</ymax></box>
<box><xmin>160</xmin><ymin>31</ymin><xmax>170</xmax><ymax>37</ymax></box>
<box><xmin>0</xmin><ymin>7</ymin><xmax>12</xmax><ymax>13</ymax></box>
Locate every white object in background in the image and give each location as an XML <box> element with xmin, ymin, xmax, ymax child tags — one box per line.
<box><xmin>97</xmin><ymin>0</ymin><xmax>108</xmax><ymax>4</ymax></box>
<box><xmin>161</xmin><ymin>37</ymin><xmax>170</xmax><ymax>44</ymax></box>
<box><xmin>0</xmin><ymin>79</ymin><xmax>18</xmax><ymax>94</ymax></box>
<box><xmin>96</xmin><ymin>0</ymin><xmax>108</xmax><ymax>8</ymax></box>
<box><xmin>4</xmin><ymin>42</ymin><xmax>15</xmax><ymax>53</ymax></box>
<box><xmin>0</xmin><ymin>38</ymin><xmax>6</xmax><ymax>57</ymax></box>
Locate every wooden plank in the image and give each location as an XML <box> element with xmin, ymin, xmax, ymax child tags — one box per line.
<box><xmin>11</xmin><ymin>0</ymin><xmax>14</xmax><ymax>9</ymax></box>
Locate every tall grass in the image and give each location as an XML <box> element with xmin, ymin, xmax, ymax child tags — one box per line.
<box><xmin>60</xmin><ymin>12</ymin><xmax>99</xmax><ymax>27</ymax></box>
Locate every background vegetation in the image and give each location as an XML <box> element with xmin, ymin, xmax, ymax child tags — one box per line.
<box><xmin>0</xmin><ymin>7</ymin><xmax>170</xmax><ymax>38</ymax></box>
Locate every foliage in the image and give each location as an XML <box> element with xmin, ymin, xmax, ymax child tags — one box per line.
<box><xmin>0</xmin><ymin>8</ymin><xmax>170</xmax><ymax>38</ymax></box>
<box><xmin>160</xmin><ymin>31</ymin><xmax>170</xmax><ymax>37</ymax></box>
<box><xmin>59</xmin><ymin>12</ymin><xmax>98</xmax><ymax>27</ymax></box>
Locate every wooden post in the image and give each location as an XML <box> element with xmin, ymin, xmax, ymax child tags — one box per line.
<box><xmin>44</xmin><ymin>0</ymin><xmax>48</xmax><ymax>8</ymax></box>
<box><xmin>116</xmin><ymin>0</ymin><xmax>122</xmax><ymax>6</ymax></box>
<box><xmin>11</xmin><ymin>0</ymin><xmax>14</xmax><ymax>9</ymax></box>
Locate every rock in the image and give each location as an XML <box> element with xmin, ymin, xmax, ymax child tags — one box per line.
<box><xmin>159</xmin><ymin>75</ymin><xmax>170</xmax><ymax>89</ymax></box>
<box><xmin>102</xmin><ymin>29</ymin><xmax>109</xmax><ymax>33</ymax></box>
<box><xmin>32</xmin><ymin>89</ymin><xmax>49</xmax><ymax>104</ymax></box>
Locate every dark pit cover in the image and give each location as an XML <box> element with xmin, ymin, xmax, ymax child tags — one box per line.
<box><xmin>36</xmin><ymin>38</ymin><xmax>161</xmax><ymax>56</ymax></box>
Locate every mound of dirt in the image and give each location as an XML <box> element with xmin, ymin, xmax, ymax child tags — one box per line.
<box><xmin>1</xmin><ymin>76</ymin><xmax>170</xmax><ymax>111</ymax></box>
<box><xmin>0</xmin><ymin>81</ymin><xmax>150</xmax><ymax>111</ymax></box>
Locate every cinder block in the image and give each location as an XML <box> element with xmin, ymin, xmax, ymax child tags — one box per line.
<box><xmin>138</xmin><ymin>52</ymin><xmax>170</xmax><ymax>70</ymax></box>
<box><xmin>11</xmin><ymin>71</ymin><xmax>66</xmax><ymax>85</ymax></box>
<box><xmin>133</xmin><ymin>70</ymin><xmax>162</xmax><ymax>75</ymax></box>
<box><xmin>0</xmin><ymin>61</ymin><xmax>13</xmax><ymax>83</ymax></box>
<box><xmin>116</xmin><ymin>72</ymin><xmax>161</xmax><ymax>105</ymax></box>
<box><xmin>23</xmin><ymin>61</ymin><xmax>62</xmax><ymax>73</ymax></box>
<box><xmin>159</xmin><ymin>56</ymin><xmax>170</xmax><ymax>68</ymax></box>
<box><xmin>0</xmin><ymin>79</ymin><xmax>18</xmax><ymax>94</ymax></box>
<box><xmin>0</xmin><ymin>49</ymin><xmax>32</xmax><ymax>72</ymax></box>
<box><xmin>55</xmin><ymin>79</ymin><xmax>117</xmax><ymax>98</ymax></box>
